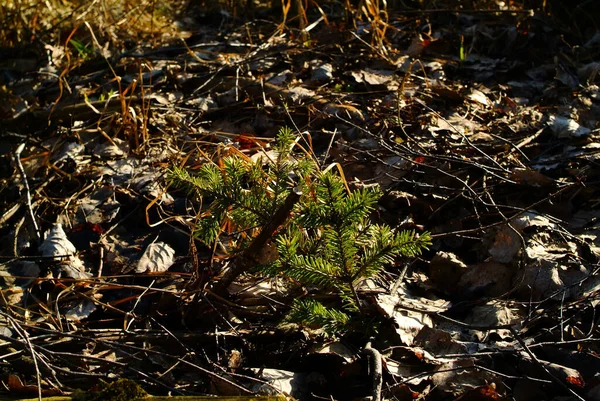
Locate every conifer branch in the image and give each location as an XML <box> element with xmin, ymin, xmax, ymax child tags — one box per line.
<box><xmin>211</xmin><ymin>188</ymin><xmax>302</xmax><ymax>295</ymax></box>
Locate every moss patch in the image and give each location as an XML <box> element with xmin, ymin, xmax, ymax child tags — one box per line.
<box><xmin>72</xmin><ymin>379</ymin><xmax>147</xmax><ymax>401</ymax></box>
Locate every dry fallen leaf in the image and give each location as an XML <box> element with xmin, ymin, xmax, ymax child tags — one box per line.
<box><xmin>39</xmin><ymin>224</ymin><xmax>91</xmax><ymax>279</ymax></box>
<box><xmin>429</xmin><ymin>251</ymin><xmax>468</xmax><ymax>292</ymax></box>
<box><xmin>510</xmin><ymin>168</ymin><xmax>554</xmax><ymax>186</ymax></box>
<box><xmin>136</xmin><ymin>241</ymin><xmax>175</xmax><ymax>273</ymax></box>
<box><xmin>547</xmin><ymin>114</ymin><xmax>591</xmax><ymax>138</ymax></box>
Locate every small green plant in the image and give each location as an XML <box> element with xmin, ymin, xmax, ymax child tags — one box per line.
<box><xmin>99</xmin><ymin>89</ymin><xmax>116</xmax><ymax>102</ymax></box>
<box><xmin>171</xmin><ymin>128</ymin><xmax>430</xmax><ymax>335</ymax></box>
<box><xmin>70</xmin><ymin>38</ymin><xmax>94</xmax><ymax>60</ymax></box>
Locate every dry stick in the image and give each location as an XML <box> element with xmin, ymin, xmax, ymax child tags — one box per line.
<box><xmin>102</xmin><ymin>340</ymin><xmax>253</xmax><ymax>395</ymax></box>
<box><xmin>334</xmin><ymin>106</ymin><xmax>512</xmax><ymax>181</ymax></box>
<box><xmin>392</xmin><ymin>304</ymin><xmax>588</xmax><ymax>398</ymax></box>
<box><xmin>125</xmin><ymin>279</ymin><xmax>155</xmax><ymax>331</ymax></box>
<box><xmin>7</xmin><ymin>316</ymin><xmax>43</xmax><ymax>401</ymax></box>
<box><xmin>389</xmin><ymin>362</ymin><xmax>550</xmax><ymax>393</ymax></box>
<box><xmin>509</xmin><ymin>326</ymin><xmax>587</xmax><ymax>401</ymax></box>
<box><xmin>395</xmin><ymin>302</ymin><xmax>515</xmax><ymax>331</ymax></box>
<box><xmin>363</xmin><ymin>340</ymin><xmax>382</xmax><ymax>401</ymax></box>
<box><xmin>14</xmin><ymin>143</ymin><xmax>41</xmax><ymax>242</ymax></box>
<box><xmin>211</xmin><ymin>188</ymin><xmax>302</xmax><ymax>295</ymax></box>
<box><xmin>516</xmin><ymin>265</ymin><xmax>600</xmax><ymax>338</ymax></box>
<box><xmin>331</xmin><ymin>114</ymin><xmax>512</xmax><ymax>212</ymax></box>
<box><xmin>5</xmin><ymin>96</ymin><xmax>141</xmax><ymax>130</ymax></box>
<box><xmin>397</xmin><ymin>7</ymin><xmax>535</xmax><ymax>14</ymax></box>
<box><xmin>413</xmin><ymin>98</ymin><xmax>509</xmax><ymax>174</ymax></box>
<box><xmin>15</xmin><ymin>323</ymin><xmax>250</xmax><ymax>396</ymax></box>
<box><xmin>404</xmin><ymin>294</ymin><xmax>585</xmax><ymax>401</ymax></box>
<box><xmin>430</xmin><ymin>183</ymin><xmax>577</xmax><ymax>239</ymax></box>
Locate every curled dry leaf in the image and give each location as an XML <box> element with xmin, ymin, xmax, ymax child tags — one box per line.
<box><xmin>39</xmin><ymin>224</ymin><xmax>76</xmax><ymax>257</ymax></box>
<box><xmin>466</xmin><ymin>89</ymin><xmax>491</xmax><ymax>107</ymax></box>
<box><xmin>463</xmin><ymin>301</ymin><xmax>522</xmax><ymax>331</ymax></box>
<box><xmin>39</xmin><ymin>224</ymin><xmax>91</xmax><ymax>279</ymax></box>
<box><xmin>414</xmin><ymin>326</ymin><xmax>468</xmax><ymax>356</ymax></box>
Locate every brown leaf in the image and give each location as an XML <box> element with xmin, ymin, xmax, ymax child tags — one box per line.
<box><xmin>6</xmin><ymin>375</ymin><xmax>61</xmax><ymax>396</ymax></box>
<box><xmin>455</xmin><ymin>384</ymin><xmax>504</xmax><ymax>401</ymax></box>
<box><xmin>429</xmin><ymin>251</ymin><xmax>468</xmax><ymax>293</ymax></box>
<box><xmin>510</xmin><ymin>168</ymin><xmax>554</xmax><ymax>186</ymax></box>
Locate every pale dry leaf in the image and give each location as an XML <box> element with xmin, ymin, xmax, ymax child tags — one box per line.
<box><xmin>287</xmin><ymin>86</ymin><xmax>316</xmax><ymax>103</ymax></box>
<box><xmin>93</xmin><ymin>138</ymin><xmax>127</xmax><ymax>159</ymax></box>
<box><xmin>466</xmin><ymin>89</ymin><xmax>491</xmax><ymax>106</ymax></box>
<box><xmin>268</xmin><ymin>69</ymin><xmax>292</xmax><ymax>85</ymax></box>
<box><xmin>514</xmin><ymin>263</ymin><xmax>563</xmax><ymax>301</ymax></box>
<box><xmin>547</xmin><ymin>115</ymin><xmax>591</xmax><ymax>138</ymax></box>
<box><xmin>313</xmin><ymin>342</ymin><xmax>354</xmax><ymax>360</ymax></box>
<box><xmin>463</xmin><ymin>301</ymin><xmax>522</xmax><ymax>328</ymax></box>
<box><xmin>250</xmin><ymin>368</ymin><xmax>298</xmax><ymax>395</ymax></box>
<box><xmin>186</xmin><ymin>96</ymin><xmax>217</xmax><ymax>111</ymax></box>
<box><xmin>52</xmin><ymin>142</ymin><xmax>85</xmax><ymax>163</ymax></box>
<box><xmin>77</xmin><ymin>187</ymin><xmax>121</xmax><ymax>225</ymax></box>
<box><xmin>349</xmin><ymin>69</ymin><xmax>394</xmax><ymax>86</ymax></box>
<box><xmin>513</xmin><ymin>212</ymin><xmax>556</xmax><ymax>230</ymax></box>
<box><xmin>228</xmin><ymin>277</ymin><xmax>281</xmax><ymax>306</ymax></box>
<box><xmin>60</xmin><ymin>257</ymin><xmax>91</xmax><ymax>280</ymax></box>
<box><xmin>428</xmin><ymin>112</ymin><xmax>482</xmax><ymax>138</ymax></box>
<box><xmin>1</xmin><ymin>287</ymin><xmax>24</xmax><ymax>306</ymax></box>
<box><xmin>136</xmin><ymin>241</ymin><xmax>175</xmax><ymax>273</ymax></box>
<box><xmin>40</xmin><ymin>225</ymin><xmax>90</xmax><ymax>279</ymax></box>
<box><xmin>310</xmin><ymin>62</ymin><xmax>333</xmax><ymax>82</ymax></box>
<box><xmin>376</xmin><ymin>294</ymin><xmax>433</xmax><ymax>346</ymax></box>
<box><xmin>322</xmin><ymin>103</ymin><xmax>364</xmax><ymax>121</ymax></box>
<box><xmin>40</xmin><ymin>224</ymin><xmax>77</xmax><ymax>257</ymax></box>
<box><xmin>432</xmin><ymin>358</ymin><xmax>500</xmax><ymax>396</ymax></box>
<box><xmin>414</xmin><ymin>326</ymin><xmax>469</xmax><ymax>357</ymax></box>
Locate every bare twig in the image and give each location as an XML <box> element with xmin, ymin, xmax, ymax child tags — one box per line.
<box><xmin>7</xmin><ymin>316</ymin><xmax>43</xmax><ymax>401</ymax></box>
<box><xmin>14</xmin><ymin>143</ymin><xmax>41</xmax><ymax>242</ymax></box>
<box><xmin>429</xmin><ymin>184</ymin><xmax>577</xmax><ymax>238</ymax></box>
<box><xmin>510</xmin><ymin>326</ymin><xmax>587</xmax><ymax>401</ymax></box>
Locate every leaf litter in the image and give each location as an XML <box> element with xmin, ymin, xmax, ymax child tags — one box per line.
<box><xmin>0</xmin><ymin>1</ymin><xmax>599</xmax><ymax>400</ymax></box>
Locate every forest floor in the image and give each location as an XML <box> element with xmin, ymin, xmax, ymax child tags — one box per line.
<box><xmin>0</xmin><ymin>1</ymin><xmax>599</xmax><ymax>400</ymax></box>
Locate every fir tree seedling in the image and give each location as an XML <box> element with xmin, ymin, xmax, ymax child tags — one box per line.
<box><xmin>171</xmin><ymin>128</ymin><xmax>431</xmax><ymax>336</ymax></box>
